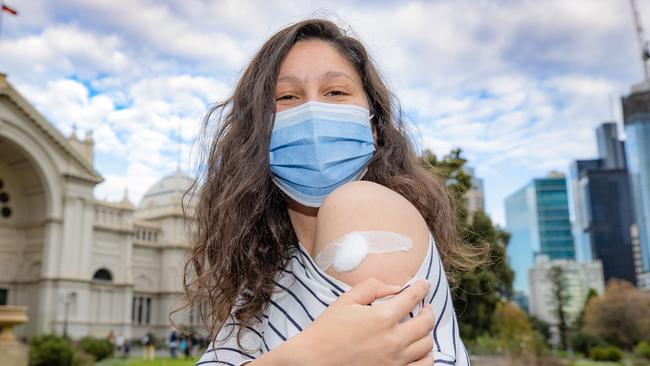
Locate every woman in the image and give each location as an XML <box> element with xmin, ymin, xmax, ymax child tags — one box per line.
<box><xmin>184</xmin><ymin>18</ymin><xmax>483</xmax><ymax>366</ymax></box>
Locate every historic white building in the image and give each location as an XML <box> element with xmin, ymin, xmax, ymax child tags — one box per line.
<box><xmin>0</xmin><ymin>73</ymin><xmax>197</xmax><ymax>341</ymax></box>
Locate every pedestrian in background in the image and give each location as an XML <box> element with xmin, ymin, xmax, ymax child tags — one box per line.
<box><xmin>115</xmin><ymin>332</ymin><xmax>125</xmax><ymax>357</ymax></box>
<box><xmin>123</xmin><ymin>338</ymin><xmax>131</xmax><ymax>359</ymax></box>
<box><xmin>167</xmin><ymin>329</ymin><xmax>179</xmax><ymax>359</ymax></box>
<box><xmin>142</xmin><ymin>330</ymin><xmax>156</xmax><ymax>361</ymax></box>
<box><xmin>180</xmin><ymin>334</ymin><xmax>191</xmax><ymax>359</ymax></box>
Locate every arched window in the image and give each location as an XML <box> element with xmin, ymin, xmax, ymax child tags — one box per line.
<box><xmin>0</xmin><ymin>178</ymin><xmax>12</xmax><ymax>219</ymax></box>
<box><xmin>92</xmin><ymin>268</ymin><xmax>113</xmax><ymax>282</ymax></box>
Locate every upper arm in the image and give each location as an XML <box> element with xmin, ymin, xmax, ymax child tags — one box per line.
<box><xmin>314</xmin><ymin>181</ymin><xmax>430</xmax><ymax>287</ymax></box>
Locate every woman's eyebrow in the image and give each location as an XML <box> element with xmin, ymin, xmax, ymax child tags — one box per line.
<box><xmin>322</xmin><ymin>71</ymin><xmax>356</xmax><ymax>83</ymax></box>
<box><xmin>277</xmin><ymin>74</ymin><xmax>303</xmax><ymax>84</ymax></box>
<box><xmin>277</xmin><ymin>71</ymin><xmax>357</xmax><ymax>84</ymax></box>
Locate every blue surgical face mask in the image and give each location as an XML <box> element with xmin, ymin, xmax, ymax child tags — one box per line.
<box><xmin>269</xmin><ymin>101</ymin><xmax>376</xmax><ymax>207</ymax></box>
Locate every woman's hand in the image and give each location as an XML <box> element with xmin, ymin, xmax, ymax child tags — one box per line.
<box><xmin>254</xmin><ymin>277</ymin><xmax>435</xmax><ymax>366</ymax></box>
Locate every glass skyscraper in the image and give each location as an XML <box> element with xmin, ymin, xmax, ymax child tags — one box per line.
<box><xmin>505</xmin><ymin>173</ymin><xmax>575</xmax><ymax>297</ymax></box>
<box><xmin>622</xmin><ymin>83</ymin><xmax>650</xmax><ymax>273</ymax></box>
<box><xmin>535</xmin><ymin>176</ymin><xmax>576</xmax><ymax>260</ymax></box>
<box><xmin>505</xmin><ymin>185</ymin><xmax>536</xmax><ymax>295</ymax></box>
<box><xmin>567</xmin><ymin>122</ymin><xmax>636</xmax><ymax>284</ymax></box>
<box><xmin>568</xmin><ymin>159</ymin><xmax>601</xmax><ymax>262</ymax></box>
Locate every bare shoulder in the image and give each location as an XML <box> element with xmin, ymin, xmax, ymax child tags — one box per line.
<box><xmin>314</xmin><ymin>181</ymin><xmax>430</xmax><ymax>287</ymax></box>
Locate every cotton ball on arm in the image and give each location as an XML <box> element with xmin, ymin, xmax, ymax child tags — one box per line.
<box><xmin>331</xmin><ymin>232</ymin><xmax>369</xmax><ymax>272</ymax></box>
<box><xmin>315</xmin><ymin>231</ymin><xmax>413</xmax><ymax>273</ymax></box>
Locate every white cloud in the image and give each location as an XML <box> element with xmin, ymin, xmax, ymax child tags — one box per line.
<box><xmin>2</xmin><ymin>25</ymin><xmax>134</xmax><ymax>83</ymax></box>
<box><xmin>1</xmin><ymin>0</ymin><xmax>648</xmax><ymax>224</ymax></box>
<box><xmin>17</xmin><ymin>79</ymin><xmax>115</xmax><ymax>136</ymax></box>
<box><xmin>93</xmin><ymin>123</ymin><xmax>126</xmax><ymax>156</ymax></box>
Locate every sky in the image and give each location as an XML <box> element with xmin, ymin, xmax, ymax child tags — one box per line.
<box><xmin>0</xmin><ymin>0</ymin><xmax>648</xmax><ymax>225</ymax></box>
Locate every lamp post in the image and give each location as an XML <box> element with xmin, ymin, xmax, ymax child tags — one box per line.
<box><xmin>62</xmin><ymin>292</ymin><xmax>76</xmax><ymax>338</ymax></box>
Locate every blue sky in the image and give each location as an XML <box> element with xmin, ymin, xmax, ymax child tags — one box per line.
<box><xmin>1</xmin><ymin>0</ymin><xmax>648</xmax><ymax>225</ymax></box>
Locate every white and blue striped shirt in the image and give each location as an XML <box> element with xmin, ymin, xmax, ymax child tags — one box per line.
<box><xmin>196</xmin><ymin>231</ymin><xmax>470</xmax><ymax>366</ymax></box>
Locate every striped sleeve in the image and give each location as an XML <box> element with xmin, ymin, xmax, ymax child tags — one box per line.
<box><xmin>195</xmin><ymin>315</ymin><xmax>266</xmax><ymax>366</ymax></box>
<box><xmin>372</xmin><ymin>231</ymin><xmax>471</xmax><ymax>365</ymax></box>
<box><xmin>426</xmin><ymin>234</ymin><xmax>471</xmax><ymax>366</ymax></box>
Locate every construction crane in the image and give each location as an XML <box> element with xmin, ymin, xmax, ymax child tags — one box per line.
<box><xmin>630</xmin><ymin>0</ymin><xmax>650</xmax><ymax>81</ymax></box>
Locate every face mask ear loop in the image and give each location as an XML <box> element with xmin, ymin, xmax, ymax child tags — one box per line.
<box><xmin>368</xmin><ymin>113</ymin><xmax>378</xmax><ymax>147</ymax></box>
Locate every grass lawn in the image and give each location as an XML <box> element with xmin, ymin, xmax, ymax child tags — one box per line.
<box><xmin>97</xmin><ymin>357</ymin><xmax>201</xmax><ymax>366</ymax></box>
<box><xmin>573</xmin><ymin>359</ymin><xmax>636</xmax><ymax>366</ymax></box>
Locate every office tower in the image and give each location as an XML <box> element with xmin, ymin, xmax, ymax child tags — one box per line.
<box><xmin>567</xmin><ymin>123</ymin><xmax>637</xmax><ymax>284</ymax></box>
<box><xmin>621</xmin><ymin>83</ymin><xmax>650</xmax><ymax>281</ymax></box>
<box><xmin>568</xmin><ymin>159</ymin><xmax>601</xmax><ymax>263</ymax></box>
<box><xmin>463</xmin><ymin>166</ymin><xmax>485</xmax><ymax>218</ymax></box>
<box><xmin>505</xmin><ymin>185</ymin><xmax>535</xmax><ymax>299</ymax></box>
<box><xmin>505</xmin><ymin>173</ymin><xmax>575</xmax><ymax>301</ymax></box>
<box><xmin>596</xmin><ymin>123</ymin><xmax>626</xmax><ymax>169</ymax></box>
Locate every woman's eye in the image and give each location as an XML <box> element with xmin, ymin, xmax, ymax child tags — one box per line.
<box><xmin>276</xmin><ymin>95</ymin><xmax>297</xmax><ymax>101</ymax></box>
<box><xmin>326</xmin><ymin>90</ymin><xmax>348</xmax><ymax>97</ymax></box>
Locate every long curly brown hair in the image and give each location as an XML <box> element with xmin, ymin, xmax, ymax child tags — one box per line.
<box><xmin>180</xmin><ymin>18</ymin><xmax>485</xmax><ymax>348</ymax></box>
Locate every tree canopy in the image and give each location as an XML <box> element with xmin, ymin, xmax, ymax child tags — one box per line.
<box><xmin>421</xmin><ymin>148</ymin><xmax>514</xmax><ymax>340</ymax></box>
<box><xmin>548</xmin><ymin>265</ymin><xmax>571</xmax><ymax>350</ymax></box>
<box><xmin>583</xmin><ymin>279</ymin><xmax>650</xmax><ymax>349</ymax></box>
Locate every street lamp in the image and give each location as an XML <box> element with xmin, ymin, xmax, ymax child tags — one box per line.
<box><xmin>62</xmin><ymin>292</ymin><xmax>76</xmax><ymax>338</ymax></box>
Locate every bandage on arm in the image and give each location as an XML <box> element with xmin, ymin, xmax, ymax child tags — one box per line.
<box><xmin>315</xmin><ymin>231</ymin><xmax>413</xmax><ymax>273</ymax></box>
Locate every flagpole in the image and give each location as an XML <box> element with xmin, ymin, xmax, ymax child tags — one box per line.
<box><xmin>0</xmin><ymin>0</ymin><xmax>4</xmax><ymax>46</ymax></box>
<box><xmin>0</xmin><ymin>1</ymin><xmax>19</xmax><ymax>60</ymax></box>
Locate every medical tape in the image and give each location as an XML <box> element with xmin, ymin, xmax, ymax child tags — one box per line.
<box><xmin>314</xmin><ymin>231</ymin><xmax>413</xmax><ymax>273</ymax></box>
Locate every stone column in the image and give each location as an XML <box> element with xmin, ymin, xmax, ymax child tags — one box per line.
<box><xmin>0</xmin><ymin>306</ymin><xmax>29</xmax><ymax>366</ymax></box>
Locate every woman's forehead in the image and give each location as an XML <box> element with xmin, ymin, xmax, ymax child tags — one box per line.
<box><xmin>277</xmin><ymin>40</ymin><xmax>362</xmax><ymax>85</ymax></box>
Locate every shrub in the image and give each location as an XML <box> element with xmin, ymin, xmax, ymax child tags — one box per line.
<box><xmin>469</xmin><ymin>334</ymin><xmax>502</xmax><ymax>355</ymax></box>
<box><xmin>635</xmin><ymin>340</ymin><xmax>650</xmax><ymax>359</ymax></box>
<box><xmin>72</xmin><ymin>350</ymin><xmax>95</xmax><ymax>366</ymax></box>
<box><xmin>570</xmin><ymin>331</ymin><xmax>607</xmax><ymax>356</ymax></box>
<box><xmin>29</xmin><ymin>334</ymin><xmax>75</xmax><ymax>366</ymax></box>
<box><xmin>78</xmin><ymin>336</ymin><xmax>114</xmax><ymax>361</ymax></box>
<box><xmin>529</xmin><ymin>316</ymin><xmax>551</xmax><ymax>345</ymax></box>
<box><xmin>589</xmin><ymin>346</ymin><xmax>623</xmax><ymax>362</ymax></box>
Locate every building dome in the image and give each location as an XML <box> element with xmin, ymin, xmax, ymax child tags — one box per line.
<box><xmin>138</xmin><ymin>169</ymin><xmax>195</xmax><ymax>210</ymax></box>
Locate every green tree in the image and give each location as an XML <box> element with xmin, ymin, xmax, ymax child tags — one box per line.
<box><xmin>548</xmin><ymin>265</ymin><xmax>571</xmax><ymax>350</ymax></box>
<box><xmin>422</xmin><ymin>148</ymin><xmax>514</xmax><ymax>340</ymax></box>
<box><xmin>422</xmin><ymin>148</ymin><xmax>472</xmax><ymax>222</ymax></box>
<box><xmin>573</xmin><ymin>287</ymin><xmax>598</xmax><ymax>330</ymax></box>
<box><xmin>492</xmin><ymin>301</ymin><xmax>546</xmax><ymax>359</ymax></box>
<box><xmin>529</xmin><ymin>315</ymin><xmax>552</xmax><ymax>345</ymax></box>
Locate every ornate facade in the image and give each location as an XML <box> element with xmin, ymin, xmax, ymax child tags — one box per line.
<box><xmin>0</xmin><ymin>73</ymin><xmax>196</xmax><ymax>340</ymax></box>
